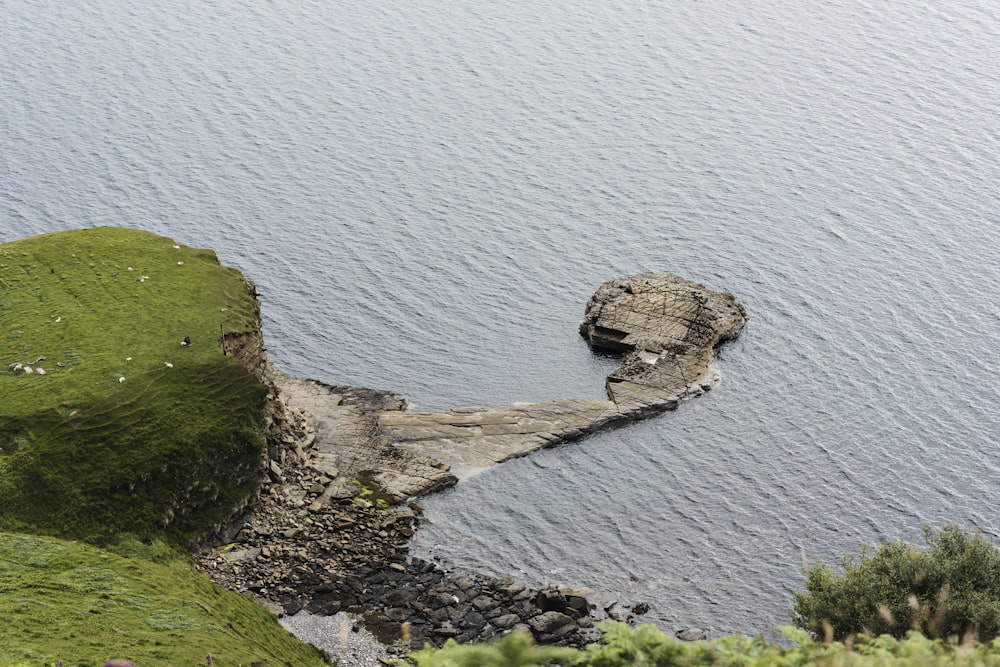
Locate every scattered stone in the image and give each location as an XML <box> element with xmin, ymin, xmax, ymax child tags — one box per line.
<box><xmin>565</xmin><ymin>594</ymin><xmax>590</xmax><ymax>618</ymax></box>
<box><xmin>495</xmin><ymin>578</ymin><xmax>527</xmax><ymax>596</ymax></box>
<box><xmin>676</xmin><ymin>628</ymin><xmax>709</xmax><ymax>641</ymax></box>
<box><xmin>492</xmin><ymin>614</ymin><xmax>521</xmax><ymax>630</ymax></box>
<box><xmin>536</xmin><ymin>587</ymin><xmax>568</xmax><ymax>613</ymax></box>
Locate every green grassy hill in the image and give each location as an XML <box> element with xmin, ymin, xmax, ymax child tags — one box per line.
<box><xmin>0</xmin><ymin>227</ymin><xmax>267</xmax><ymax>543</ymax></box>
<box><xmin>0</xmin><ymin>531</ymin><xmax>329</xmax><ymax>667</ymax></box>
<box><xmin>0</xmin><ymin>228</ymin><xmax>331</xmax><ymax>665</ymax></box>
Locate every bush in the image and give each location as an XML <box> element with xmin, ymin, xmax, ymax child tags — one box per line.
<box><xmin>793</xmin><ymin>524</ymin><xmax>1000</xmax><ymax>642</ymax></box>
<box><xmin>406</xmin><ymin>621</ymin><xmax>1000</xmax><ymax>667</ymax></box>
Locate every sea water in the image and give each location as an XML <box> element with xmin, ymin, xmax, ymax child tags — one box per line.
<box><xmin>2</xmin><ymin>0</ymin><xmax>998</xmax><ymax>637</ymax></box>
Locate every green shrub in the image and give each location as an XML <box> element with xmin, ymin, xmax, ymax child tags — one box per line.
<box><xmin>793</xmin><ymin>524</ymin><xmax>1000</xmax><ymax>642</ymax></box>
<box><xmin>406</xmin><ymin>621</ymin><xmax>1000</xmax><ymax>667</ymax></box>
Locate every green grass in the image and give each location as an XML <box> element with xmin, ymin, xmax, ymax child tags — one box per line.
<box><xmin>0</xmin><ymin>229</ymin><xmax>328</xmax><ymax>664</ymax></box>
<box><xmin>0</xmin><ymin>227</ymin><xmax>268</xmax><ymax>544</ymax></box>
<box><xmin>0</xmin><ymin>531</ymin><xmax>329</xmax><ymax>667</ymax></box>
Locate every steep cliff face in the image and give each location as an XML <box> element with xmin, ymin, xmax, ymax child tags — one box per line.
<box><xmin>221</xmin><ymin>327</ymin><xmax>267</xmax><ymax>382</ymax></box>
<box><xmin>0</xmin><ymin>227</ymin><xmax>269</xmax><ymax>545</ymax></box>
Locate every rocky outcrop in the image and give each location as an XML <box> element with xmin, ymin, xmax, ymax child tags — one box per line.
<box><xmin>220</xmin><ymin>326</ymin><xmax>268</xmax><ymax>382</ymax></box>
<box><xmin>197</xmin><ymin>272</ymin><xmax>745</xmax><ymax>654</ymax></box>
<box><xmin>197</xmin><ymin>413</ymin><xmax>602</xmax><ymax>653</ymax></box>
<box><xmin>273</xmin><ymin>370</ymin><xmax>457</xmax><ymax>502</ymax></box>
<box><xmin>580</xmin><ymin>273</ymin><xmax>747</xmax><ymax>414</ymax></box>
<box><xmin>378</xmin><ymin>399</ymin><xmax>622</xmax><ymax>480</ymax></box>
<box><xmin>239</xmin><ymin>274</ymin><xmax>747</xmax><ymax>498</ymax></box>
<box><xmin>376</xmin><ymin>274</ymin><xmax>747</xmax><ymax>485</ymax></box>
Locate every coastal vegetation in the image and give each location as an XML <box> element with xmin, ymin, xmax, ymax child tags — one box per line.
<box><xmin>793</xmin><ymin>524</ymin><xmax>1000</xmax><ymax>642</ymax></box>
<box><xmin>407</xmin><ymin>621</ymin><xmax>1000</xmax><ymax>667</ymax></box>
<box><xmin>0</xmin><ymin>228</ymin><xmax>326</xmax><ymax>665</ymax></box>
<box><xmin>409</xmin><ymin>526</ymin><xmax>1000</xmax><ymax>666</ymax></box>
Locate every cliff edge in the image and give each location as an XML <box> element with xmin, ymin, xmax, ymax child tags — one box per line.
<box><xmin>0</xmin><ymin>227</ymin><xmax>269</xmax><ymax>544</ymax></box>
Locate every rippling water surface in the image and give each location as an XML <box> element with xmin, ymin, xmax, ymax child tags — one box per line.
<box><xmin>3</xmin><ymin>0</ymin><xmax>999</xmax><ymax>638</ymax></box>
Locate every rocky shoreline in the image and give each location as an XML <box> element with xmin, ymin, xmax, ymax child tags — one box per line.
<box><xmin>195</xmin><ymin>373</ymin><xmax>614</xmax><ymax>656</ymax></box>
<box><xmin>195</xmin><ymin>273</ymin><xmax>747</xmax><ymax>657</ymax></box>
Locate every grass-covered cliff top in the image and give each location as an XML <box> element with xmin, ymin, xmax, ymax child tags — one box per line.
<box><xmin>0</xmin><ymin>531</ymin><xmax>329</xmax><ymax>666</ymax></box>
<box><xmin>0</xmin><ymin>227</ymin><xmax>268</xmax><ymax>544</ymax></box>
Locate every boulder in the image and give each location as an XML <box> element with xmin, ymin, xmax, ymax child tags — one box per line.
<box><xmin>565</xmin><ymin>594</ymin><xmax>590</xmax><ymax>618</ymax></box>
<box><xmin>676</xmin><ymin>627</ymin><xmax>709</xmax><ymax>641</ymax></box>
<box><xmin>528</xmin><ymin>611</ymin><xmax>578</xmax><ymax>640</ymax></box>
<box><xmin>535</xmin><ymin>586</ymin><xmax>567</xmax><ymax>613</ymax></box>
<box><xmin>492</xmin><ymin>613</ymin><xmax>521</xmax><ymax>629</ymax></box>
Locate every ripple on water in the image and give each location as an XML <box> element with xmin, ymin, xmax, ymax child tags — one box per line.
<box><xmin>2</xmin><ymin>0</ymin><xmax>999</xmax><ymax>641</ymax></box>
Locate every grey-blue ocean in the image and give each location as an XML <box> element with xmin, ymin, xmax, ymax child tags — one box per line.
<box><xmin>2</xmin><ymin>0</ymin><xmax>998</xmax><ymax>638</ymax></box>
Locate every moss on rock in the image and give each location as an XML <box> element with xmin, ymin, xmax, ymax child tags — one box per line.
<box><xmin>0</xmin><ymin>227</ymin><xmax>268</xmax><ymax>544</ymax></box>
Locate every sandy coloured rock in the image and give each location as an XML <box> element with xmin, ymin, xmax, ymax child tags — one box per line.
<box><xmin>272</xmin><ymin>370</ymin><xmax>458</xmax><ymax>502</ymax></box>
<box><xmin>374</xmin><ymin>273</ymin><xmax>747</xmax><ymax>485</ymax></box>
<box><xmin>580</xmin><ymin>273</ymin><xmax>747</xmax><ymax>413</ymax></box>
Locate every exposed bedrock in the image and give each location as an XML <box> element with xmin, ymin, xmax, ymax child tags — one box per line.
<box><xmin>275</xmin><ymin>274</ymin><xmax>747</xmax><ymax>500</ymax></box>
<box><xmin>579</xmin><ymin>273</ymin><xmax>748</xmax><ymax>414</ymax></box>
<box><xmin>272</xmin><ymin>370</ymin><xmax>458</xmax><ymax>503</ymax></box>
<box><xmin>198</xmin><ymin>273</ymin><xmax>745</xmax><ymax>651</ymax></box>
<box><xmin>381</xmin><ymin>274</ymin><xmax>746</xmax><ymax>487</ymax></box>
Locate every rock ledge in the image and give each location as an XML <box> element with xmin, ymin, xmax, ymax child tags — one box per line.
<box><xmin>379</xmin><ymin>273</ymin><xmax>747</xmax><ymax>487</ymax></box>
<box><xmin>580</xmin><ymin>273</ymin><xmax>747</xmax><ymax>414</ymax></box>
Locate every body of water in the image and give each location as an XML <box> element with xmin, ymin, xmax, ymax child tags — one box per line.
<box><xmin>2</xmin><ymin>0</ymin><xmax>999</xmax><ymax>638</ymax></box>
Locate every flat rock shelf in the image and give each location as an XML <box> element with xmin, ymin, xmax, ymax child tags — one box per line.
<box><xmin>367</xmin><ymin>273</ymin><xmax>746</xmax><ymax>491</ymax></box>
